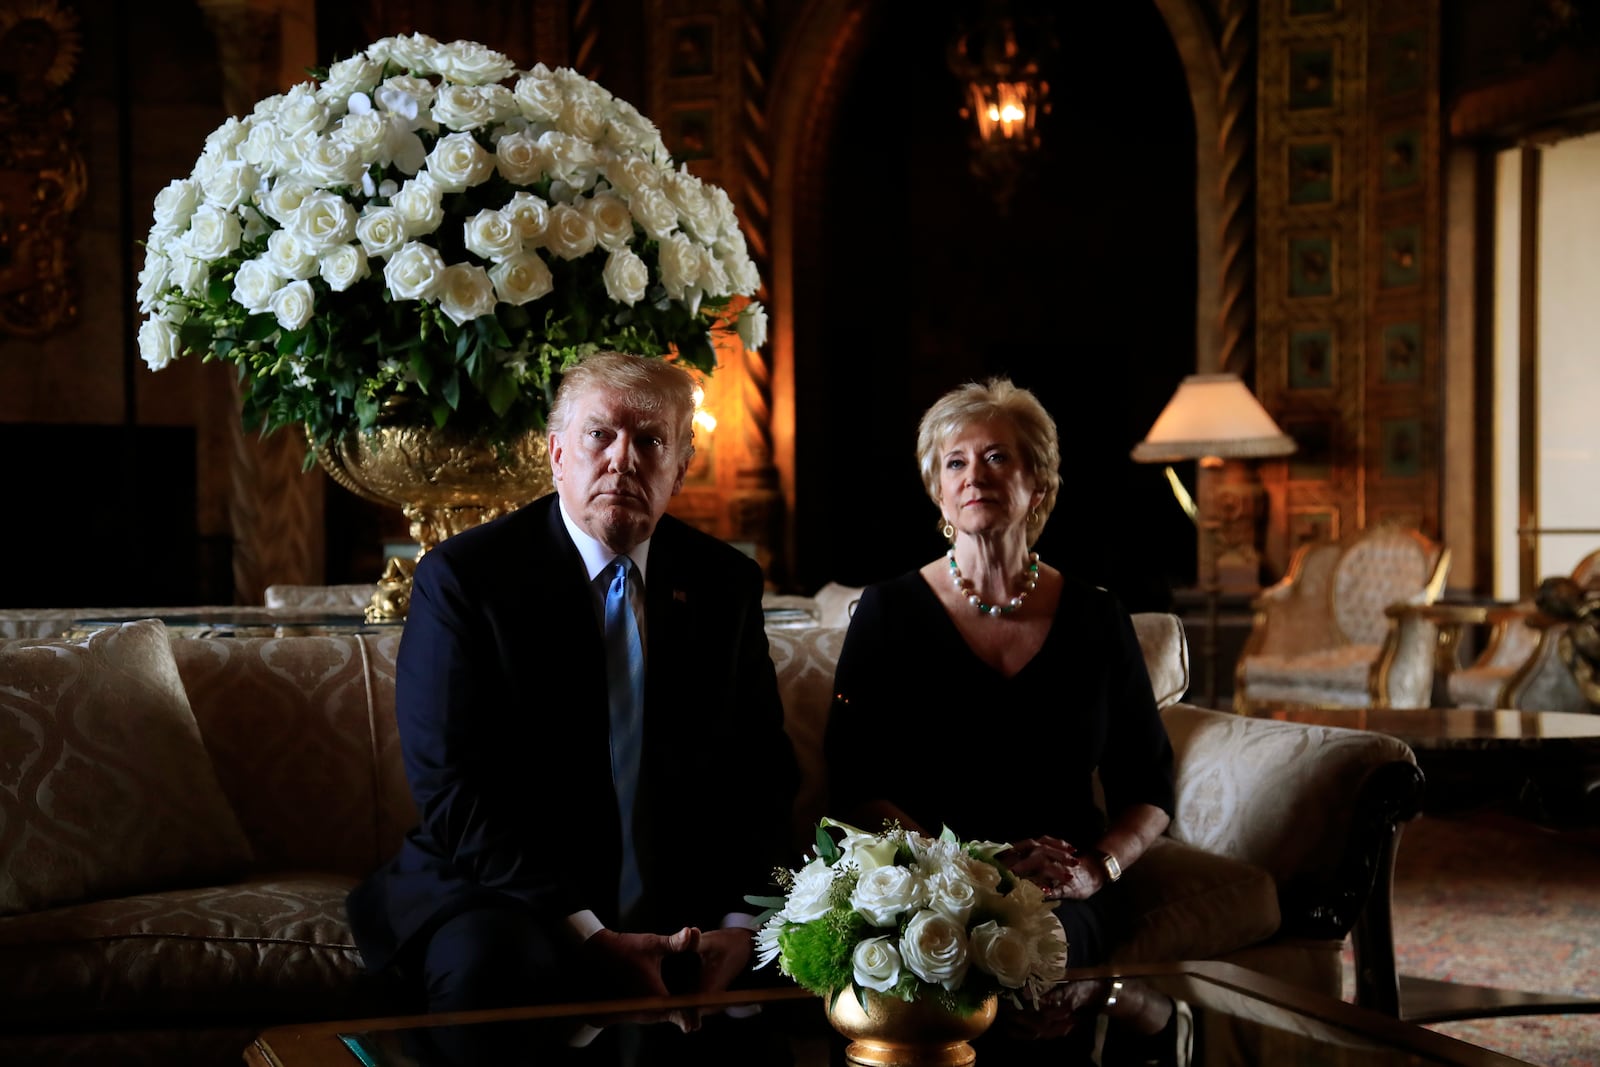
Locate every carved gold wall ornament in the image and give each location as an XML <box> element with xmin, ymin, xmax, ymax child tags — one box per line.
<box><xmin>0</xmin><ymin>0</ymin><xmax>85</xmax><ymax>337</ymax></box>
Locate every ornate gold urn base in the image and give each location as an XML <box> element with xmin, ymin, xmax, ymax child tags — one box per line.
<box><xmin>825</xmin><ymin>986</ymin><xmax>998</xmax><ymax>1067</ymax></box>
<box><xmin>316</xmin><ymin>424</ymin><xmax>554</xmax><ymax>621</ymax></box>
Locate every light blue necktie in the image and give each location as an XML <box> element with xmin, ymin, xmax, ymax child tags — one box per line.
<box><xmin>603</xmin><ymin>556</ymin><xmax>645</xmax><ymax>919</ymax></box>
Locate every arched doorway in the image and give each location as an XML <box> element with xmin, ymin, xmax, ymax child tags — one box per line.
<box><xmin>770</xmin><ymin>1</ymin><xmax>1220</xmax><ymax>605</ymax></box>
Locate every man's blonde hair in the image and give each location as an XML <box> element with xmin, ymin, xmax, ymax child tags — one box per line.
<box><xmin>548</xmin><ymin>351</ymin><xmax>697</xmax><ymax>462</ymax></box>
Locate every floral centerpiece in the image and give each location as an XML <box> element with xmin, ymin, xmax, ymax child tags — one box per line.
<box><xmin>750</xmin><ymin>819</ymin><xmax>1069</xmax><ymax>1016</ymax></box>
<box><xmin>135</xmin><ymin>32</ymin><xmax>766</xmax><ymax>451</ymax></box>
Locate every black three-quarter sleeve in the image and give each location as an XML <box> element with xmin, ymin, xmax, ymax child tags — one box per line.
<box><xmin>1095</xmin><ymin>594</ymin><xmax>1177</xmax><ymax>821</ymax></box>
<box><xmin>822</xmin><ymin>583</ymin><xmax>890</xmax><ymax>826</ymax></box>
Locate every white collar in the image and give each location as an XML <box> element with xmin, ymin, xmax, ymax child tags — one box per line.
<box><xmin>558</xmin><ymin>496</ymin><xmax>653</xmax><ymax>587</ymax></box>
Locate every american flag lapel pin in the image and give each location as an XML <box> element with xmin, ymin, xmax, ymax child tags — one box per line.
<box><xmin>673</xmin><ymin>589</ymin><xmax>688</xmax><ymax>603</ymax></box>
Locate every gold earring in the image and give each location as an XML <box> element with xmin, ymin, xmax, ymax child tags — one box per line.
<box><xmin>941</xmin><ymin>520</ymin><xmax>955</xmax><ymax>541</ymax></box>
<box><xmin>1028</xmin><ymin>510</ymin><xmax>1039</xmax><ymax>525</ymax></box>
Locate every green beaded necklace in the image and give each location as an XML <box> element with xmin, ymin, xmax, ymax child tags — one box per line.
<box><xmin>946</xmin><ymin>549</ymin><xmax>1040</xmax><ymax>616</ymax></box>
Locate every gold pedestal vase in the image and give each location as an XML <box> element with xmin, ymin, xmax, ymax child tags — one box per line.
<box><xmin>316</xmin><ymin>424</ymin><xmax>554</xmax><ymax>621</ymax></box>
<box><xmin>824</xmin><ymin>985</ymin><xmax>998</xmax><ymax>1067</ymax></box>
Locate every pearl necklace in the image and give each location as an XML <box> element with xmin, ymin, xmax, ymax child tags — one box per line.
<box><xmin>947</xmin><ymin>549</ymin><xmax>1040</xmax><ymax>617</ymax></box>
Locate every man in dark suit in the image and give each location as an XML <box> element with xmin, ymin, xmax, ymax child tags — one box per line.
<box><xmin>346</xmin><ymin>352</ymin><xmax>799</xmax><ymax>1013</ymax></box>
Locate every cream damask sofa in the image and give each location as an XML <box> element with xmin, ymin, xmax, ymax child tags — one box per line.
<box><xmin>0</xmin><ymin>611</ymin><xmax>1421</xmax><ymax>1065</ymax></box>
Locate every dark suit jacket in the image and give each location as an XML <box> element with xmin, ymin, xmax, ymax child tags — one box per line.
<box><xmin>346</xmin><ymin>494</ymin><xmax>799</xmax><ymax>971</ymax></box>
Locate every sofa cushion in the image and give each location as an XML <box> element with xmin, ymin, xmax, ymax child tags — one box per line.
<box><xmin>0</xmin><ymin>621</ymin><xmax>253</xmax><ymax>916</ymax></box>
<box><xmin>765</xmin><ymin>625</ymin><xmax>848</xmax><ymax>850</ymax></box>
<box><xmin>172</xmin><ymin>633</ymin><xmax>414</xmax><ymax>878</ymax></box>
<box><xmin>0</xmin><ymin>874</ymin><xmax>375</xmax><ymax>1029</ymax></box>
<box><xmin>1109</xmin><ymin>836</ymin><xmax>1281</xmax><ymax>964</ymax></box>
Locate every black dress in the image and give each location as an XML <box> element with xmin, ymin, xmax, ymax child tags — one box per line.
<box><xmin>823</xmin><ymin>571</ymin><xmax>1175</xmax><ymax>966</ymax></box>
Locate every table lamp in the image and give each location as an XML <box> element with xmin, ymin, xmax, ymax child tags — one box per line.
<box><xmin>1132</xmin><ymin>373</ymin><xmax>1296</xmax><ymax>706</ymax></box>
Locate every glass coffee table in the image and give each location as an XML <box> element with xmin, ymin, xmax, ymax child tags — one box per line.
<box><xmin>242</xmin><ymin>961</ymin><xmax>1533</xmax><ymax>1066</ymax></box>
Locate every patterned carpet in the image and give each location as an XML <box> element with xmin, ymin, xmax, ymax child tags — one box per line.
<box><xmin>1361</xmin><ymin>812</ymin><xmax>1600</xmax><ymax>1066</ymax></box>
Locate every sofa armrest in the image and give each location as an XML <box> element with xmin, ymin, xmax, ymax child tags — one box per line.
<box><xmin>1161</xmin><ymin>703</ymin><xmax>1422</xmax><ymax>1011</ymax></box>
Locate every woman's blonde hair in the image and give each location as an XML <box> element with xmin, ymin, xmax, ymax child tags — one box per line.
<box><xmin>916</xmin><ymin>377</ymin><xmax>1061</xmax><ymax>546</ymax></box>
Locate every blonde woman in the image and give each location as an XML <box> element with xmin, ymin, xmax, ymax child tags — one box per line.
<box><xmin>823</xmin><ymin>378</ymin><xmax>1174</xmax><ymax>967</ymax></box>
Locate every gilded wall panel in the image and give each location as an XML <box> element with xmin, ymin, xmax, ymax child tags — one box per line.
<box><xmin>1256</xmin><ymin>0</ymin><xmax>1440</xmax><ymax>575</ymax></box>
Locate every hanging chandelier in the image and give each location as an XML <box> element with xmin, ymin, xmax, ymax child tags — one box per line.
<box><xmin>947</xmin><ymin>1</ymin><xmax>1055</xmax><ymax>212</ymax></box>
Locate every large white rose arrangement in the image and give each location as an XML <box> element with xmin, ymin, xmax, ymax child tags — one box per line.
<box><xmin>750</xmin><ymin>819</ymin><xmax>1069</xmax><ymax>1015</ymax></box>
<box><xmin>136</xmin><ymin>33</ymin><xmax>766</xmax><ymax>449</ymax></box>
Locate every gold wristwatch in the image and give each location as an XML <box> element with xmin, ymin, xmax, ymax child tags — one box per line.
<box><xmin>1086</xmin><ymin>847</ymin><xmax>1122</xmax><ymax>882</ymax></box>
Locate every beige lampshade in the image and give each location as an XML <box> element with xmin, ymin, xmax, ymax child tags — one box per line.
<box><xmin>1131</xmin><ymin>373</ymin><xmax>1296</xmax><ymax>463</ymax></box>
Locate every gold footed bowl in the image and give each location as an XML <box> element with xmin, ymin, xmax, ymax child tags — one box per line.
<box><xmin>315</xmin><ymin>423</ymin><xmax>554</xmax><ymax>621</ymax></box>
<box><xmin>825</xmin><ymin>985</ymin><xmax>998</xmax><ymax>1067</ymax></box>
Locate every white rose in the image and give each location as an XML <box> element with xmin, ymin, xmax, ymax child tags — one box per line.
<box><xmin>276</xmin><ymin>83</ymin><xmax>329</xmax><ymax>140</ymax></box>
<box><xmin>270</xmin><ymin>129</ymin><xmax>313</xmax><ymax>178</ymax></box>
<box><xmin>384</xmin><ymin>240</ymin><xmax>447</xmax><ymax>301</ymax></box>
<box><xmin>356</xmin><ymin>205</ymin><xmax>407</xmax><ymax>258</ymax></box>
<box><xmin>392</xmin><ymin>174</ymin><xmax>444</xmax><ymax>236</ymax></box>
<box><xmin>925</xmin><ymin>869</ymin><xmax>980</xmax><ymax>926</ymax></box>
<box><xmin>180</xmin><ymin>204</ymin><xmax>243</xmax><ymax>260</ymax></box>
<box><xmin>851</xmin><ymin>936</ymin><xmax>903</xmax><ymax>994</ymax></box>
<box><xmin>605</xmin><ymin>98</ymin><xmax>664</xmax><ymax>157</ymax></box>
<box><xmin>432</xmin><ymin>83</ymin><xmax>497</xmax><ymax>131</ymax></box>
<box><xmin>504</xmin><ymin>192</ymin><xmax>550</xmax><ymax>245</ymax></box>
<box><xmin>298</xmin><ymin>135</ymin><xmax>363</xmax><ymax>187</ymax></box>
<box><xmin>238</xmin><ymin>121</ymin><xmax>282</xmax><ymax>170</ymax></box>
<box><xmin>664</xmin><ymin>168</ymin><xmax>718</xmax><ymax>242</ymax></box>
<box><xmin>558</xmin><ymin>90</ymin><xmax>607</xmax><ymax>143</ymax></box>
<box><xmin>537</xmin><ymin>130</ymin><xmax>599</xmax><ymax>189</ymax></box>
<box><xmin>513</xmin><ymin>65</ymin><xmax>564</xmax><ymax>122</ymax></box>
<box><xmin>232</xmin><ymin>257</ymin><xmax>284</xmax><ymax>314</ymax></box>
<box><xmin>202</xmin><ymin>116</ymin><xmax>246</xmax><ymax>156</ymax></box>
<box><xmin>464</xmin><ymin>209</ymin><xmax>522</xmax><ymax>262</ymax></box>
<box><xmin>737</xmin><ymin>301</ymin><xmax>768</xmax><ymax>351</ymax></box>
<box><xmin>899</xmin><ymin>909</ymin><xmax>970</xmax><ymax>991</ymax></box>
<box><xmin>319</xmin><ymin>243</ymin><xmax>369</xmax><ymax>292</ymax></box>
<box><xmin>494</xmin><ymin>130</ymin><xmax>549</xmax><ymax>186</ymax></box>
<box><xmin>629</xmin><ymin>188</ymin><xmax>679</xmax><ymax>242</ymax></box>
<box><xmin>586</xmin><ymin>192</ymin><xmax>634</xmax><ymax>251</ymax></box>
<box><xmin>291</xmin><ymin>190</ymin><xmax>357</xmax><ymax>252</ymax></box>
<box><xmin>489</xmin><ymin>251</ymin><xmax>553</xmax><ymax>305</ymax></box>
<box><xmin>480</xmin><ymin>84</ymin><xmax>520</xmax><ymax>124</ymax></box>
<box><xmin>135</xmin><ymin>252</ymin><xmax>170</xmax><ymax>312</ymax></box>
<box><xmin>601</xmin><ymin>247</ymin><xmax>647</xmax><ymax>306</ymax></box>
<box><xmin>731</xmin><ymin>254</ymin><xmax>761</xmax><ymax>296</ymax></box>
<box><xmin>270</xmin><ymin>278</ymin><xmax>316</xmax><ymax>331</ymax></box>
<box><xmin>188</xmin><ymin>150</ymin><xmax>223</xmax><ymax>196</ymax></box>
<box><xmin>266</xmin><ymin>229</ymin><xmax>319</xmax><ymax>280</ymax></box>
<box><xmin>426</xmin><ymin>132</ymin><xmax>493</xmax><ymax>192</ymax></box>
<box><xmin>169</xmin><ymin>252</ymin><xmax>209</xmax><ymax>297</ymax></box>
<box><xmin>604</xmin><ymin>155</ymin><xmax>663</xmax><ymax>198</ymax></box>
<box><xmin>335</xmin><ymin>110</ymin><xmax>388</xmax><ymax>163</ymax></box>
<box><xmin>138</xmin><ymin>318</ymin><xmax>179</xmax><ymax>371</ymax></box>
<box><xmin>968</xmin><ymin>921</ymin><xmax>1032</xmax><ymax>989</ymax></box>
<box><xmin>850</xmin><ymin>864</ymin><xmax>928</xmax><ymax>927</ymax></box>
<box><xmin>257</xmin><ymin>179</ymin><xmax>308</xmax><ymax>225</ymax></box>
<box><xmin>386</xmin><ymin>32</ymin><xmax>439</xmax><ymax>72</ymax></box>
<box><xmin>782</xmin><ymin>858</ymin><xmax>837</xmax><ymax>924</ymax></box>
<box><xmin>436</xmin><ymin>262</ymin><xmax>497</xmax><ymax>325</ymax></box>
<box><xmin>320</xmin><ymin>54</ymin><xmax>383</xmax><ymax>102</ymax></box>
<box><xmin>543</xmin><ymin>203</ymin><xmax>597</xmax><ymax>260</ymax></box>
<box><xmin>432</xmin><ymin>39</ymin><xmax>515</xmax><ymax>85</ymax></box>
<box><xmin>657</xmin><ymin>231</ymin><xmax>707</xmax><ymax>300</ymax></box>
<box><xmin>152</xmin><ymin>179</ymin><xmax>200</xmax><ymax>232</ymax></box>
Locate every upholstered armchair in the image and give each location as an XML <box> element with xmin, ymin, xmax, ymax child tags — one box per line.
<box><xmin>1234</xmin><ymin>525</ymin><xmax>1451</xmax><ymax>714</ymax></box>
<box><xmin>1444</xmin><ymin>549</ymin><xmax>1600</xmax><ymax>711</ymax></box>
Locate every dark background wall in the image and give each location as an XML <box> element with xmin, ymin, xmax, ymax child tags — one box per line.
<box><xmin>795</xmin><ymin>0</ymin><xmax>1199</xmax><ymax>611</ymax></box>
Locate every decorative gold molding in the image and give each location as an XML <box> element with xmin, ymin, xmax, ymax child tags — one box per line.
<box><xmin>0</xmin><ymin>0</ymin><xmax>86</xmax><ymax>338</ymax></box>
